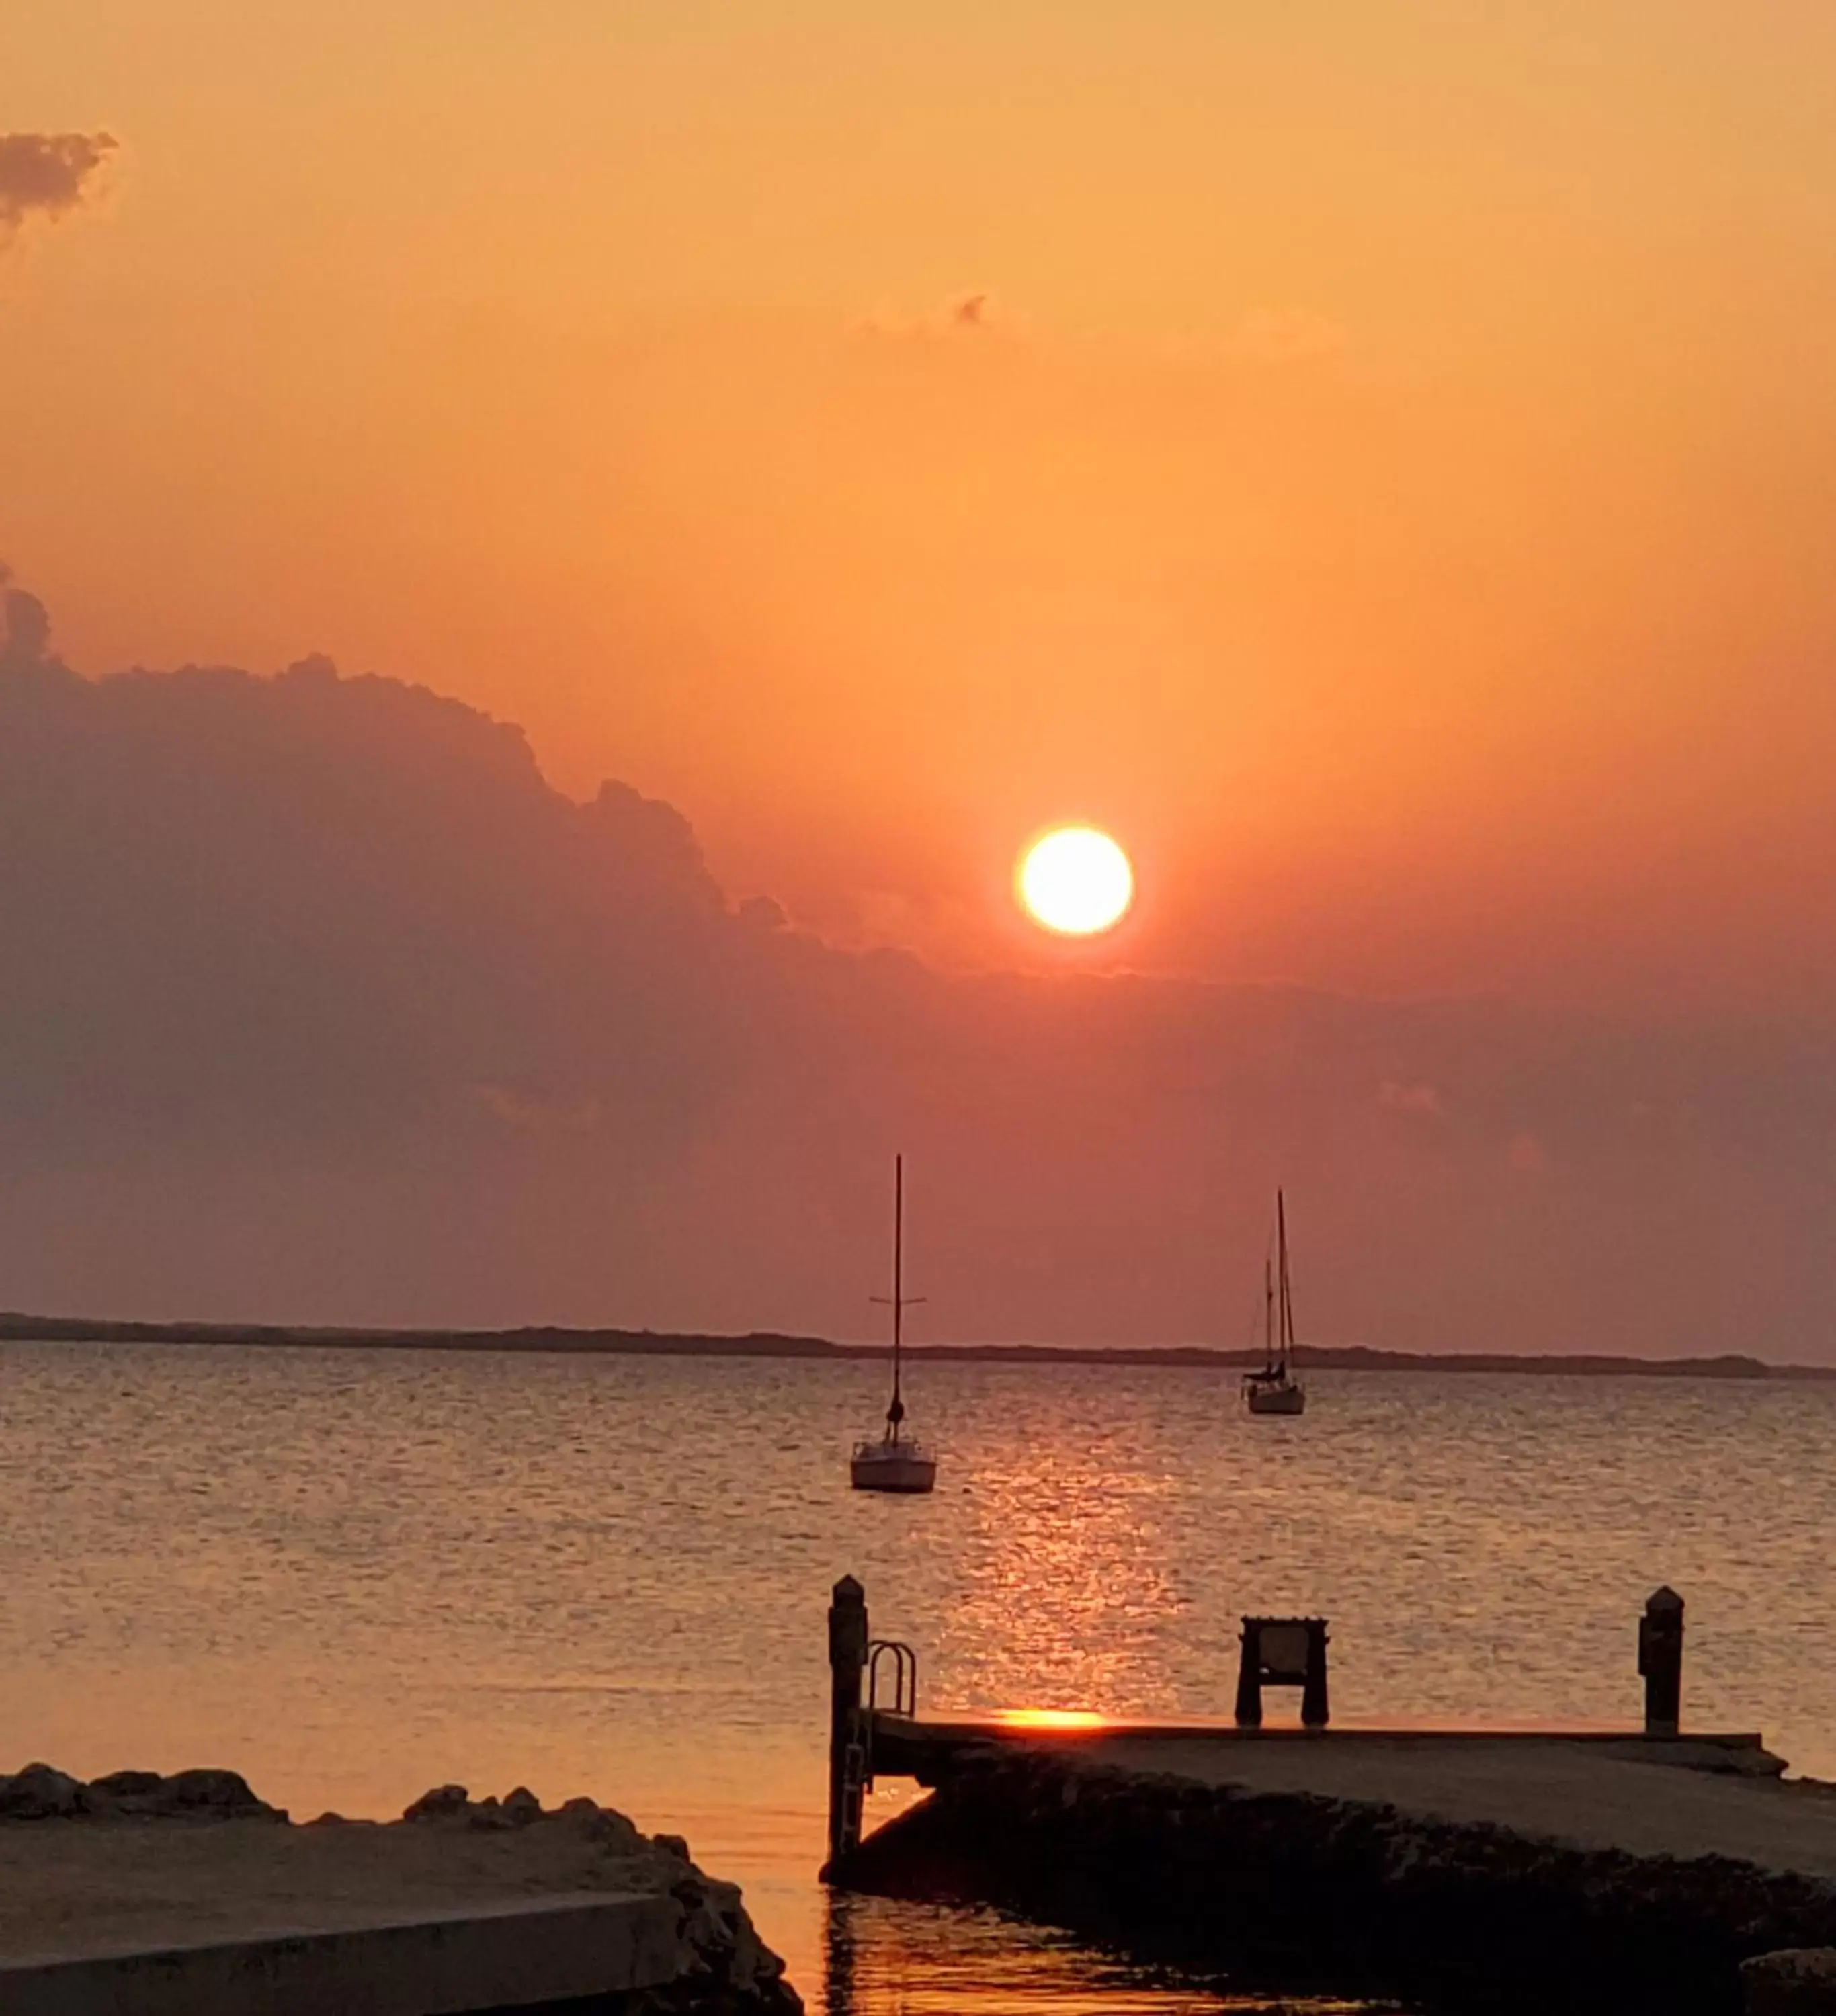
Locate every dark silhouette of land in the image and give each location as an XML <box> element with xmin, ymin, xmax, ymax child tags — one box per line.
<box><xmin>2</xmin><ymin>1312</ymin><xmax>1829</xmax><ymax>1380</ymax></box>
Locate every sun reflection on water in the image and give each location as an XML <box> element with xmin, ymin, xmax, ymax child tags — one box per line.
<box><xmin>823</xmin><ymin>1894</ymin><xmax>1400</xmax><ymax>2016</ymax></box>
<box><xmin>933</xmin><ymin>1419</ymin><xmax>1185</xmax><ymax>1721</ymax></box>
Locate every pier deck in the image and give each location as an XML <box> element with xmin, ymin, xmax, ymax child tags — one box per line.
<box><xmin>871</xmin><ymin>1714</ymin><xmax>1836</xmax><ymax>1872</ymax></box>
<box><xmin>1067</xmin><ymin>1731</ymin><xmax>1836</xmax><ymax>1873</ymax></box>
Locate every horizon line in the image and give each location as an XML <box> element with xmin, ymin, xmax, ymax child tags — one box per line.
<box><xmin>2</xmin><ymin>1312</ymin><xmax>1830</xmax><ymax>1382</ymax></box>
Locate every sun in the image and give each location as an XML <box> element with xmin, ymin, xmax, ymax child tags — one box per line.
<box><xmin>1017</xmin><ymin>826</ymin><xmax>1134</xmax><ymax>936</ymax></box>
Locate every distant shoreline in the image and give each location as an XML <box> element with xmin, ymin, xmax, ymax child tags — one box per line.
<box><xmin>1</xmin><ymin>1312</ymin><xmax>1830</xmax><ymax>1380</ymax></box>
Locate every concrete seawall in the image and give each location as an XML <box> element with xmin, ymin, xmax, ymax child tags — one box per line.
<box><xmin>0</xmin><ymin>1894</ymin><xmax>682</xmax><ymax>2016</ymax></box>
<box><xmin>835</xmin><ymin>1738</ymin><xmax>1836</xmax><ymax>2013</ymax></box>
<box><xmin>0</xmin><ymin>1766</ymin><xmax>801</xmax><ymax>2016</ymax></box>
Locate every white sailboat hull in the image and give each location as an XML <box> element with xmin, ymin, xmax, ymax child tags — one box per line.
<box><xmin>1244</xmin><ymin>1378</ymin><xmax>1306</xmax><ymax>1416</ymax></box>
<box><xmin>850</xmin><ymin>1441</ymin><xmax>937</xmax><ymax>1494</ymax></box>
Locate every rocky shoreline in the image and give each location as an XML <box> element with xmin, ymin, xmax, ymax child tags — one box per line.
<box><xmin>0</xmin><ymin>1762</ymin><xmax>282</xmax><ymax>1823</ymax></box>
<box><xmin>0</xmin><ymin>1763</ymin><xmax>801</xmax><ymax>2016</ymax></box>
<box><xmin>835</xmin><ymin>1746</ymin><xmax>1836</xmax><ymax>2015</ymax></box>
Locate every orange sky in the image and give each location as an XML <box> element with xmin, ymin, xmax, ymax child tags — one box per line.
<box><xmin>6</xmin><ymin>1</ymin><xmax>1836</xmax><ymax>1010</ymax></box>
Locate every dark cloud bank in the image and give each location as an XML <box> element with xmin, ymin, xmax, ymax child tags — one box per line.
<box><xmin>1</xmin><ymin>582</ymin><xmax>1831</xmax><ymax>1356</ymax></box>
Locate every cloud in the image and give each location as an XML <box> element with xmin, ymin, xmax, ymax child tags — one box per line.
<box><xmin>0</xmin><ymin>132</ymin><xmax>118</xmax><ymax>244</ymax></box>
<box><xmin>851</xmin><ymin>290</ymin><xmax>1021</xmax><ymax>343</ymax></box>
<box><xmin>474</xmin><ymin>1085</ymin><xmax>604</xmax><ymax>1135</ymax></box>
<box><xmin>1378</xmin><ymin>1079</ymin><xmax>1446</xmax><ymax>1119</ymax></box>
<box><xmin>1</xmin><ymin>572</ymin><xmax>1833</xmax><ymax>1355</ymax></box>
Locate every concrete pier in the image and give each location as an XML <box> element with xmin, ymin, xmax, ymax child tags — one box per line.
<box><xmin>823</xmin><ymin>1576</ymin><xmax>1836</xmax><ymax>2011</ymax></box>
<box><xmin>840</xmin><ymin>1734</ymin><xmax>1836</xmax><ymax>2010</ymax></box>
<box><xmin>0</xmin><ymin>1769</ymin><xmax>800</xmax><ymax>2016</ymax></box>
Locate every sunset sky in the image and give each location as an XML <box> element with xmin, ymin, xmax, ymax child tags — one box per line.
<box><xmin>4</xmin><ymin>5</ymin><xmax>1835</xmax><ymax>1353</ymax></box>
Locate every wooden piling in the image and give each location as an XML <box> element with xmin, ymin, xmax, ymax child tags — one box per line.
<box><xmin>1640</xmin><ymin>1586</ymin><xmax>1685</xmax><ymax>1736</ymax></box>
<box><xmin>1233</xmin><ymin>1621</ymin><xmax>1264</xmax><ymax>1728</ymax></box>
<box><xmin>1300</xmin><ymin>1619</ymin><xmax>1330</xmax><ymax>1728</ymax></box>
<box><xmin>826</xmin><ymin>1576</ymin><xmax>870</xmax><ymax>1867</ymax></box>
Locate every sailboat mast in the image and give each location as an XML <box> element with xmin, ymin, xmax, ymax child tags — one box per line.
<box><xmin>1264</xmin><ymin>1255</ymin><xmax>1276</xmax><ymax>1373</ymax></box>
<box><xmin>1276</xmin><ymin>1188</ymin><xmax>1292</xmax><ymax>1370</ymax></box>
<box><xmin>866</xmin><ymin>1152</ymin><xmax>923</xmax><ymax>1443</ymax></box>
<box><xmin>891</xmin><ymin>1152</ymin><xmax>903</xmax><ymax>1413</ymax></box>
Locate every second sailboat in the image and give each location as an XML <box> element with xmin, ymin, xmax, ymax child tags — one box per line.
<box><xmin>1243</xmin><ymin>1189</ymin><xmax>1307</xmax><ymax>1416</ymax></box>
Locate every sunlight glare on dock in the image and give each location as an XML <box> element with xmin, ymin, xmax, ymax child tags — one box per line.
<box><xmin>983</xmin><ymin>1709</ymin><xmax>1112</xmax><ymax>1732</ymax></box>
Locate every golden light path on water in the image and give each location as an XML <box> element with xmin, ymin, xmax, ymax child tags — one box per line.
<box><xmin>3</xmin><ymin>1344</ymin><xmax>1833</xmax><ymax>2013</ymax></box>
<box><xmin>822</xmin><ymin>1893</ymin><xmax>1383</xmax><ymax>2016</ymax></box>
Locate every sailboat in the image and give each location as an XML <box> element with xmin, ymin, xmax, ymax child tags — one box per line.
<box><xmin>849</xmin><ymin>1154</ymin><xmax>939</xmax><ymax>1494</ymax></box>
<box><xmin>1243</xmin><ymin>1189</ymin><xmax>1307</xmax><ymax>1416</ymax></box>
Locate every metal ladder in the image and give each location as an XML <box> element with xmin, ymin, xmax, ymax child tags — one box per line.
<box><xmin>858</xmin><ymin>1638</ymin><xmax>919</xmax><ymax>1796</ymax></box>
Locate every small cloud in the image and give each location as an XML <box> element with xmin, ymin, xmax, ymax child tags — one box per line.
<box><xmin>0</xmin><ymin>132</ymin><xmax>118</xmax><ymax>247</ymax></box>
<box><xmin>1507</xmin><ymin>1132</ymin><xmax>1551</xmax><ymax>1175</ymax></box>
<box><xmin>474</xmin><ymin>1085</ymin><xmax>603</xmax><ymax>1136</ymax></box>
<box><xmin>852</xmin><ymin>290</ymin><xmax>1021</xmax><ymax>343</ymax></box>
<box><xmin>1378</xmin><ymin>1079</ymin><xmax>1446</xmax><ymax>1120</ymax></box>
<box><xmin>1233</xmin><ymin>306</ymin><xmax>1347</xmax><ymax>362</ymax></box>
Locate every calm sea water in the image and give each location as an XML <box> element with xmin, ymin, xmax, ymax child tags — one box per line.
<box><xmin>2</xmin><ymin>1343</ymin><xmax>1833</xmax><ymax>2013</ymax></box>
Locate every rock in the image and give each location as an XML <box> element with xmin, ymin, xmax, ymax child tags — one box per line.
<box><xmin>550</xmin><ymin>1795</ymin><xmax>646</xmax><ymax>1850</ymax></box>
<box><xmin>0</xmin><ymin>1764</ymin><xmax>87</xmax><ymax>1818</ymax></box>
<box><xmin>394</xmin><ymin>1788</ymin><xmax>796</xmax><ymax>2009</ymax></box>
<box><xmin>675</xmin><ymin>1872</ymin><xmax>797</xmax><ymax>2010</ymax></box>
<box><xmin>89</xmin><ymin>1770</ymin><xmax>164</xmax><ymax>1802</ymax></box>
<box><xmin>0</xmin><ymin>1765</ymin><xmax>280</xmax><ymax>1822</ymax></box>
<box><xmin>154</xmin><ymin>1769</ymin><xmax>277</xmax><ymax>1818</ymax></box>
<box><xmin>402</xmin><ymin>1784</ymin><xmax>470</xmax><ymax>1822</ymax></box>
<box><xmin>1744</xmin><ymin>1949</ymin><xmax>1836</xmax><ymax>2013</ymax></box>
<box><xmin>589</xmin><ymin>1804</ymin><xmax>647</xmax><ymax>1849</ymax></box>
